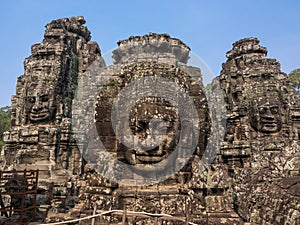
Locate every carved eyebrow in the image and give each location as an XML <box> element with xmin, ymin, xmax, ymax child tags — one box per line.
<box><xmin>26</xmin><ymin>96</ymin><xmax>36</xmax><ymax>102</ymax></box>
<box><xmin>150</xmin><ymin>120</ymin><xmax>167</xmax><ymax>127</ymax></box>
<box><xmin>39</xmin><ymin>94</ymin><xmax>50</xmax><ymax>100</ymax></box>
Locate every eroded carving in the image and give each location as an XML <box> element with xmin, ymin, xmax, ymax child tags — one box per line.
<box><xmin>25</xmin><ymin>91</ymin><xmax>56</xmax><ymax>124</ymax></box>
<box><xmin>124</xmin><ymin>98</ymin><xmax>180</xmax><ymax>165</ymax></box>
<box><xmin>249</xmin><ymin>91</ymin><xmax>282</xmax><ymax>133</ymax></box>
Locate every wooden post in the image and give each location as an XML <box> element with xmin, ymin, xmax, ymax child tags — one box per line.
<box><xmin>20</xmin><ymin>170</ymin><xmax>26</xmax><ymax>223</ymax></box>
<box><xmin>122</xmin><ymin>208</ymin><xmax>127</xmax><ymax>225</ymax></box>
<box><xmin>34</xmin><ymin>170</ymin><xmax>38</xmax><ymax>221</ymax></box>
<box><xmin>91</xmin><ymin>204</ymin><xmax>97</xmax><ymax>225</ymax></box>
<box><xmin>185</xmin><ymin>201</ymin><xmax>190</xmax><ymax>225</ymax></box>
<box><xmin>154</xmin><ymin>209</ymin><xmax>158</xmax><ymax>225</ymax></box>
<box><xmin>0</xmin><ymin>171</ymin><xmax>8</xmax><ymax>218</ymax></box>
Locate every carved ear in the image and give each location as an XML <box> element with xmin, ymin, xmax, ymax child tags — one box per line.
<box><xmin>124</xmin><ymin>149</ymin><xmax>136</xmax><ymax>165</ymax></box>
<box><xmin>49</xmin><ymin>105</ymin><xmax>57</xmax><ymax>122</ymax></box>
<box><xmin>249</xmin><ymin>115</ymin><xmax>260</xmax><ymax>132</ymax></box>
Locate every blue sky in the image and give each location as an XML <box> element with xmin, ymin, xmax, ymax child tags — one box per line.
<box><xmin>0</xmin><ymin>0</ymin><xmax>299</xmax><ymax>107</ymax></box>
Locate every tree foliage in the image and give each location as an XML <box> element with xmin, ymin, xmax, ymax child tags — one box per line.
<box><xmin>288</xmin><ymin>68</ymin><xmax>300</xmax><ymax>97</ymax></box>
<box><xmin>0</xmin><ymin>106</ymin><xmax>11</xmax><ymax>150</ymax></box>
<box><xmin>204</xmin><ymin>83</ymin><xmax>212</xmax><ymax>101</ymax></box>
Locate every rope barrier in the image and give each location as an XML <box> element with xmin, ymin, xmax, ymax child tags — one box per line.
<box><xmin>34</xmin><ymin>209</ymin><xmax>199</xmax><ymax>225</ymax></box>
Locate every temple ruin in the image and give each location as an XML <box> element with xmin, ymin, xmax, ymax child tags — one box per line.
<box><xmin>1</xmin><ymin>16</ymin><xmax>299</xmax><ymax>225</ymax></box>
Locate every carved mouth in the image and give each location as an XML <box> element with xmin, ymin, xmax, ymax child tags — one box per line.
<box><xmin>29</xmin><ymin>111</ymin><xmax>50</xmax><ymax>121</ymax></box>
<box><xmin>261</xmin><ymin>121</ymin><xmax>277</xmax><ymax>126</ymax></box>
<box><xmin>263</xmin><ymin>123</ymin><xmax>276</xmax><ymax>127</ymax></box>
<box><xmin>137</xmin><ymin>155</ymin><xmax>167</xmax><ymax>163</ymax></box>
<box><xmin>261</xmin><ymin>121</ymin><xmax>279</xmax><ymax>132</ymax></box>
<box><xmin>135</xmin><ymin>147</ymin><xmax>168</xmax><ymax>164</ymax></box>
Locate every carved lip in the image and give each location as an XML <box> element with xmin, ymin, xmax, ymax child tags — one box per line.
<box><xmin>260</xmin><ymin>122</ymin><xmax>280</xmax><ymax>132</ymax></box>
<box><xmin>135</xmin><ymin>149</ymin><xmax>168</xmax><ymax>163</ymax></box>
<box><xmin>263</xmin><ymin>123</ymin><xmax>277</xmax><ymax>126</ymax></box>
<box><xmin>137</xmin><ymin>154</ymin><xmax>167</xmax><ymax>163</ymax></box>
<box><xmin>260</xmin><ymin>121</ymin><xmax>278</xmax><ymax>127</ymax></box>
<box><xmin>260</xmin><ymin>118</ymin><xmax>279</xmax><ymax>123</ymax></box>
<box><xmin>29</xmin><ymin>112</ymin><xmax>50</xmax><ymax>120</ymax></box>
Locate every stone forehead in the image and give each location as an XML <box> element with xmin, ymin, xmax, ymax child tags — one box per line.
<box><xmin>96</xmin><ymin>64</ymin><xmax>204</xmax><ymax>112</ymax></box>
<box><xmin>133</xmin><ymin>97</ymin><xmax>177</xmax><ymax>106</ymax></box>
<box><xmin>247</xmin><ymin>86</ymin><xmax>284</xmax><ymax>108</ymax></box>
<box><xmin>25</xmin><ymin>79</ymin><xmax>56</xmax><ymax>93</ymax></box>
<box><xmin>130</xmin><ymin>98</ymin><xmax>179</xmax><ymax>119</ymax></box>
<box><xmin>252</xmin><ymin>85</ymin><xmax>279</xmax><ymax>94</ymax></box>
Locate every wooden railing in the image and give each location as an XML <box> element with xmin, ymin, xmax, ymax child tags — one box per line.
<box><xmin>36</xmin><ymin>205</ymin><xmax>200</xmax><ymax>225</ymax></box>
<box><xmin>0</xmin><ymin>170</ymin><xmax>38</xmax><ymax>225</ymax></box>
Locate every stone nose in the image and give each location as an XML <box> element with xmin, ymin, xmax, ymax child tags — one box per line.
<box><xmin>261</xmin><ymin>111</ymin><xmax>276</xmax><ymax>121</ymax></box>
<box><xmin>136</xmin><ymin>145</ymin><xmax>162</xmax><ymax>155</ymax></box>
<box><xmin>139</xmin><ymin>135</ymin><xmax>161</xmax><ymax>148</ymax></box>
<box><xmin>262</xmin><ymin>115</ymin><xmax>275</xmax><ymax>120</ymax></box>
<box><xmin>32</xmin><ymin>101</ymin><xmax>43</xmax><ymax>111</ymax></box>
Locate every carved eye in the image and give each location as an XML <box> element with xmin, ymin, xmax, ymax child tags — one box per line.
<box><xmin>259</xmin><ymin>107</ymin><xmax>267</xmax><ymax>114</ymax></box>
<box><xmin>40</xmin><ymin>94</ymin><xmax>49</xmax><ymax>102</ymax></box>
<box><xmin>270</xmin><ymin>107</ymin><xmax>279</xmax><ymax>114</ymax></box>
<box><xmin>156</xmin><ymin>122</ymin><xmax>169</xmax><ymax>134</ymax></box>
<box><xmin>27</xmin><ymin>96</ymin><xmax>36</xmax><ymax>103</ymax></box>
<box><xmin>136</xmin><ymin>121</ymin><xmax>148</xmax><ymax>132</ymax></box>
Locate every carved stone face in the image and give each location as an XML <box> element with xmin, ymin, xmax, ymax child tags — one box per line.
<box><xmin>124</xmin><ymin>99</ymin><xmax>180</xmax><ymax>165</ymax></box>
<box><xmin>25</xmin><ymin>92</ymin><xmax>56</xmax><ymax>123</ymax></box>
<box><xmin>250</xmin><ymin>96</ymin><xmax>282</xmax><ymax>133</ymax></box>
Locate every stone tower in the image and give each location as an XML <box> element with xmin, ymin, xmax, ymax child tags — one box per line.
<box><xmin>216</xmin><ymin>38</ymin><xmax>300</xmax><ymax>224</ymax></box>
<box><xmin>4</xmin><ymin>16</ymin><xmax>102</xmax><ymax>182</ymax></box>
<box><xmin>67</xmin><ymin>33</ymin><xmax>245</xmax><ymax>225</ymax></box>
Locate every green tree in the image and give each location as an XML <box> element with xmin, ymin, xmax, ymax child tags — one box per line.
<box><xmin>288</xmin><ymin>68</ymin><xmax>300</xmax><ymax>97</ymax></box>
<box><xmin>204</xmin><ymin>83</ymin><xmax>212</xmax><ymax>101</ymax></box>
<box><xmin>0</xmin><ymin>106</ymin><xmax>11</xmax><ymax>150</ymax></box>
